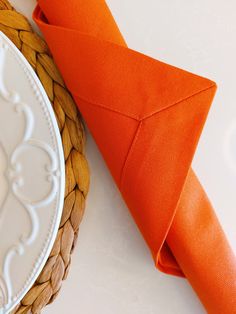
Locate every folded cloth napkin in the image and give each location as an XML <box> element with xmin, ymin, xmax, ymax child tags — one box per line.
<box><xmin>33</xmin><ymin>1</ymin><xmax>236</xmax><ymax>312</ymax></box>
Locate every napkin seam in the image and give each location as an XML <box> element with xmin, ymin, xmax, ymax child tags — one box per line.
<box><xmin>119</xmin><ymin>84</ymin><xmax>216</xmax><ymax>190</ymax></box>
<box><xmin>120</xmin><ymin>121</ymin><xmax>142</xmax><ymax>187</ymax></box>
<box><xmin>74</xmin><ymin>94</ymin><xmax>139</xmax><ymax>121</ymax></box>
<box><xmin>142</xmin><ymin>83</ymin><xmax>216</xmax><ymax>121</ymax></box>
<box><xmin>73</xmin><ymin>83</ymin><xmax>215</xmax><ymax>124</ymax></box>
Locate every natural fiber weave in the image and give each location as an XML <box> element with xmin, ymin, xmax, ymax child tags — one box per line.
<box><xmin>0</xmin><ymin>0</ymin><xmax>90</xmax><ymax>313</ymax></box>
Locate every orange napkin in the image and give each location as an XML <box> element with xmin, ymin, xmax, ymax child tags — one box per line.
<box><xmin>33</xmin><ymin>1</ymin><xmax>236</xmax><ymax>312</ymax></box>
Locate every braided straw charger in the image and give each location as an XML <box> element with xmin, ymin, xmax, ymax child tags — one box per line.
<box><xmin>0</xmin><ymin>0</ymin><xmax>90</xmax><ymax>313</ymax></box>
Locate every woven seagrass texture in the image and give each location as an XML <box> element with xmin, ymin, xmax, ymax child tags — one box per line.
<box><xmin>0</xmin><ymin>0</ymin><xmax>90</xmax><ymax>313</ymax></box>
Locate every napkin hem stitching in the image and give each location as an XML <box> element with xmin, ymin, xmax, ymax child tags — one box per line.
<box><xmin>74</xmin><ymin>93</ymin><xmax>140</xmax><ymax>121</ymax></box>
<box><xmin>119</xmin><ymin>83</ymin><xmax>216</xmax><ymax>190</ymax></box>
<box><xmin>120</xmin><ymin>121</ymin><xmax>142</xmax><ymax>187</ymax></box>
<box><xmin>142</xmin><ymin>83</ymin><xmax>216</xmax><ymax>121</ymax></box>
<box><xmin>73</xmin><ymin>83</ymin><xmax>215</xmax><ymax>123</ymax></box>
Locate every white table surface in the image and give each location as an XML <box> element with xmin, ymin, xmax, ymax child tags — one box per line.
<box><xmin>10</xmin><ymin>1</ymin><xmax>236</xmax><ymax>313</ymax></box>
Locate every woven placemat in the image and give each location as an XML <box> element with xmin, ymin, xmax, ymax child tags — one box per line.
<box><xmin>0</xmin><ymin>0</ymin><xmax>90</xmax><ymax>313</ymax></box>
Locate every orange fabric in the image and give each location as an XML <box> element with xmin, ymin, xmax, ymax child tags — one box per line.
<box><xmin>33</xmin><ymin>1</ymin><xmax>236</xmax><ymax>312</ymax></box>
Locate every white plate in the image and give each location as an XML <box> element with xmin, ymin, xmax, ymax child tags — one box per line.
<box><xmin>0</xmin><ymin>32</ymin><xmax>65</xmax><ymax>314</ymax></box>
